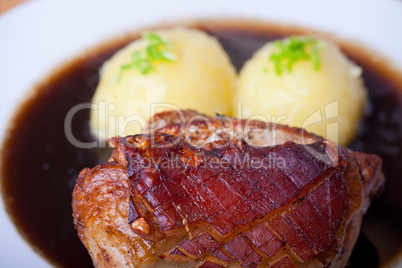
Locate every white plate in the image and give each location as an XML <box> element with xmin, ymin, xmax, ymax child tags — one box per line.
<box><xmin>1</xmin><ymin>0</ymin><xmax>402</xmax><ymax>267</ymax></box>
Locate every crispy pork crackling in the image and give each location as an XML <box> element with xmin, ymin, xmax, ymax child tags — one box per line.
<box><xmin>73</xmin><ymin>110</ymin><xmax>384</xmax><ymax>267</ymax></box>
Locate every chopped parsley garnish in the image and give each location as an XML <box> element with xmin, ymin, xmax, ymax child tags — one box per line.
<box><xmin>118</xmin><ymin>32</ymin><xmax>176</xmax><ymax>79</ymax></box>
<box><xmin>269</xmin><ymin>36</ymin><xmax>324</xmax><ymax>75</ymax></box>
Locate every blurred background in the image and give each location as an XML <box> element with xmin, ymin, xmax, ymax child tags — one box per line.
<box><xmin>0</xmin><ymin>0</ymin><xmax>25</xmax><ymax>15</ymax></box>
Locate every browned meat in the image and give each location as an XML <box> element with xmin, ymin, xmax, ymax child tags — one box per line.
<box><xmin>142</xmin><ymin>110</ymin><xmax>321</xmax><ymax>147</ymax></box>
<box><xmin>72</xmin><ymin>111</ymin><xmax>384</xmax><ymax>267</ymax></box>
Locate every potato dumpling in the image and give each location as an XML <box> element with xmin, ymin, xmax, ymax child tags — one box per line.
<box><xmin>234</xmin><ymin>37</ymin><xmax>367</xmax><ymax>146</ymax></box>
<box><xmin>90</xmin><ymin>28</ymin><xmax>236</xmax><ymax>140</ymax></box>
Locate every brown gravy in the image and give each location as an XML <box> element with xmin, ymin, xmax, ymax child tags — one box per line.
<box><xmin>1</xmin><ymin>20</ymin><xmax>402</xmax><ymax>267</ymax></box>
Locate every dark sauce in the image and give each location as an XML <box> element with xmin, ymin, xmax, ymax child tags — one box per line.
<box><xmin>1</xmin><ymin>20</ymin><xmax>401</xmax><ymax>267</ymax></box>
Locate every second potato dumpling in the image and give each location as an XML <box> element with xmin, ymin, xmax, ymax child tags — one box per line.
<box><xmin>234</xmin><ymin>36</ymin><xmax>367</xmax><ymax>146</ymax></box>
<box><xmin>90</xmin><ymin>28</ymin><xmax>236</xmax><ymax>141</ymax></box>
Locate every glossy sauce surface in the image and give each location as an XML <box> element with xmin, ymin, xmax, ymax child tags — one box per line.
<box><xmin>1</xmin><ymin>20</ymin><xmax>402</xmax><ymax>267</ymax></box>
